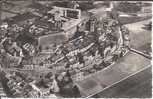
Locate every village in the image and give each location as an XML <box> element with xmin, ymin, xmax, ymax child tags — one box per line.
<box><xmin>0</xmin><ymin>1</ymin><xmax>151</xmax><ymax>98</ymax></box>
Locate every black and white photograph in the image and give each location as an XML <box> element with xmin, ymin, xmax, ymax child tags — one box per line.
<box><xmin>0</xmin><ymin>0</ymin><xmax>152</xmax><ymax>98</ymax></box>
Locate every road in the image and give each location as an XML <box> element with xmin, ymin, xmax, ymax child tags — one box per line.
<box><xmin>92</xmin><ymin>66</ymin><xmax>152</xmax><ymax>98</ymax></box>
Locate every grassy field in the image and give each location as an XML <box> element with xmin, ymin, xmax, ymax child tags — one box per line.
<box><xmin>119</xmin><ymin>15</ymin><xmax>152</xmax><ymax>25</ymax></box>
